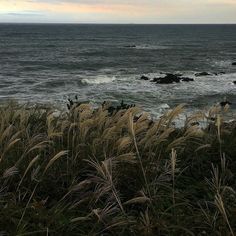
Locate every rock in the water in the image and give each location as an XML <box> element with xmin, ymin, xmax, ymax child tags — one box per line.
<box><xmin>232</xmin><ymin>62</ymin><xmax>236</xmax><ymax>65</ymax></box>
<box><xmin>153</xmin><ymin>73</ymin><xmax>194</xmax><ymax>84</ymax></box>
<box><xmin>153</xmin><ymin>74</ymin><xmax>180</xmax><ymax>84</ymax></box>
<box><xmin>140</xmin><ymin>75</ymin><xmax>149</xmax><ymax>80</ymax></box>
<box><xmin>181</xmin><ymin>77</ymin><xmax>194</xmax><ymax>82</ymax></box>
<box><xmin>124</xmin><ymin>45</ymin><xmax>136</xmax><ymax>48</ymax></box>
<box><xmin>233</xmin><ymin>81</ymin><xmax>236</xmax><ymax>85</ymax></box>
<box><xmin>195</xmin><ymin>72</ymin><xmax>212</xmax><ymax>77</ymax></box>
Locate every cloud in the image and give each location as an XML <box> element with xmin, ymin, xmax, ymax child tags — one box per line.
<box><xmin>0</xmin><ymin>0</ymin><xmax>235</xmax><ymax>23</ymax></box>
<box><xmin>7</xmin><ymin>13</ymin><xmax>41</xmax><ymax>16</ymax></box>
<box><xmin>6</xmin><ymin>10</ymin><xmax>44</xmax><ymax>17</ymax></box>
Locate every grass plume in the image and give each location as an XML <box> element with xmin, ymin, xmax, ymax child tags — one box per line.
<box><xmin>0</xmin><ymin>101</ymin><xmax>235</xmax><ymax>235</ymax></box>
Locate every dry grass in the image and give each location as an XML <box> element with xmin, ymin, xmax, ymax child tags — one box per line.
<box><xmin>0</xmin><ymin>101</ymin><xmax>235</xmax><ymax>235</ymax></box>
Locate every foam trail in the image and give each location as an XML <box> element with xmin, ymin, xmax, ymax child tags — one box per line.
<box><xmin>135</xmin><ymin>45</ymin><xmax>170</xmax><ymax>50</ymax></box>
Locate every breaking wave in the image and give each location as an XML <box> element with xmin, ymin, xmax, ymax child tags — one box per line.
<box><xmin>82</xmin><ymin>76</ymin><xmax>116</xmax><ymax>85</ymax></box>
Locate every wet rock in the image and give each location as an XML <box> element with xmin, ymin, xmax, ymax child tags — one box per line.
<box><xmin>153</xmin><ymin>73</ymin><xmax>194</xmax><ymax>84</ymax></box>
<box><xmin>233</xmin><ymin>81</ymin><xmax>236</xmax><ymax>85</ymax></box>
<box><xmin>140</xmin><ymin>75</ymin><xmax>149</xmax><ymax>80</ymax></box>
<box><xmin>195</xmin><ymin>72</ymin><xmax>212</xmax><ymax>77</ymax></box>
<box><xmin>124</xmin><ymin>45</ymin><xmax>136</xmax><ymax>48</ymax></box>
<box><xmin>181</xmin><ymin>77</ymin><xmax>194</xmax><ymax>82</ymax></box>
<box><xmin>153</xmin><ymin>74</ymin><xmax>180</xmax><ymax>84</ymax></box>
<box><xmin>232</xmin><ymin>62</ymin><xmax>236</xmax><ymax>66</ymax></box>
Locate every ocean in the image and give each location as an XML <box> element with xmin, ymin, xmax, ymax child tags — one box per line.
<box><xmin>0</xmin><ymin>24</ymin><xmax>236</xmax><ymax>116</ymax></box>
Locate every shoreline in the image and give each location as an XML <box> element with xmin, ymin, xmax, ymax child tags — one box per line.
<box><xmin>0</xmin><ymin>70</ymin><xmax>235</xmax><ymax>118</ymax></box>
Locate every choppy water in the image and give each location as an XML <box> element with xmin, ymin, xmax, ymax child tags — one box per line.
<box><xmin>0</xmin><ymin>24</ymin><xmax>236</xmax><ymax>116</ymax></box>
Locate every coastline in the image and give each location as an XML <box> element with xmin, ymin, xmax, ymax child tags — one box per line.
<box><xmin>1</xmin><ymin>23</ymin><xmax>236</xmax><ymax>235</ymax></box>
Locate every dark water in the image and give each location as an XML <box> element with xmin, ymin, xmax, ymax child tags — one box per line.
<box><xmin>0</xmin><ymin>24</ymin><xmax>236</xmax><ymax>116</ymax></box>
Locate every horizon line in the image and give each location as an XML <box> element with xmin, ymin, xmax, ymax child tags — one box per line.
<box><xmin>0</xmin><ymin>22</ymin><xmax>236</xmax><ymax>25</ymax></box>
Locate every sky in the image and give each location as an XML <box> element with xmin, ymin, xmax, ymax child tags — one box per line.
<box><xmin>0</xmin><ymin>0</ymin><xmax>236</xmax><ymax>24</ymax></box>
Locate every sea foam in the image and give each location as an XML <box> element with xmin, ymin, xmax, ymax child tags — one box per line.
<box><xmin>82</xmin><ymin>76</ymin><xmax>116</xmax><ymax>85</ymax></box>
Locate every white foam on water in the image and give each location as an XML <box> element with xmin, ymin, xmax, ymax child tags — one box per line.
<box><xmin>82</xmin><ymin>75</ymin><xmax>116</xmax><ymax>85</ymax></box>
<box><xmin>159</xmin><ymin>103</ymin><xmax>170</xmax><ymax>109</ymax></box>
<box><xmin>135</xmin><ymin>44</ymin><xmax>170</xmax><ymax>50</ymax></box>
<box><xmin>212</xmin><ymin>60</ymin><xmax>233</xmax><ymax>68</ymax></box>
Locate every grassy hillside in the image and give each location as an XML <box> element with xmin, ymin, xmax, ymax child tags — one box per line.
<box><xmin>0</xmin><ymin>101</ymin><xmax>236</xmax><ymax>235</ymax></box>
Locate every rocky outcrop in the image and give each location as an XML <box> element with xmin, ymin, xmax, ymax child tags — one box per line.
<box><xmin>233</xmin><ymin>81</ymin><xmax>236</xmax><ymax>85</ymax></box>
<box><xmin>181</xmin><ymin>77</ymin><xmax>194</xmax><ymax>82</ymax></box>
<box><xmin>232</xmin><ymin>62</ymin><xmax>236</xmax><ymax>66</ymax></box>
<box><xmin>152</xmin><ymin>73</ymin><xmax>194</xmax><ymax>84</ymax></box>
<box><xmin>152</xmin><ymin>74</ymin><xmax>180</xmax><ymax>84</ymax></box>
<box><xmin>124</xmin><ymin>45</ymin><xmax>136</xmax><ymax>48</ymax></box>
<box><xmin>140</xmin><ymin>75</ymin><xmax>149</xmax><ymax>80</ymax></box>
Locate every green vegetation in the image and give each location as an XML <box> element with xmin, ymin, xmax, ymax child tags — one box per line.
<box><xmin>0</xmin><ymin>101</ymin><xmax>236</xmax><ymax>235</ymax></box>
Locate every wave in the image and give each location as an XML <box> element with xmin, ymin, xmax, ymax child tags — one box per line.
<box><xmin>123</xmin><ymin>44</ymin><xmax>170</xmax><ymax>50</ymax></box>
<box><xmin>82</xmin><ymin>76</ymin><xmax>116</xmax><ymax>85</ymax></box>
<box><xmin>135</xmin><ymin>45</ymin><xmax>170</xmax><ymax>50</ymax></box>
<box><xmin>212</xmin><ymin>60</ymin><xmax>233</xmax><ymax>68</ymax></box>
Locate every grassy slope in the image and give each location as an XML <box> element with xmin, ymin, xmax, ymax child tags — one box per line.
<box><xmin>0</xmin><ymin>101</ymin><xmax>236</xmax><ymax>236</ymax></box>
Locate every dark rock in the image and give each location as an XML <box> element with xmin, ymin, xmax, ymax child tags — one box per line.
<box><xmin>153</xmin><ymin>74</ymin><xmax>181</xmax><ymax>84</ymax></box>
<box><xmin>140</xmin><ymin>75</ymin><xmax>149</xmax><ymax>80</ymax></box>
<box><xmin>153</xmin><ymin>73</ymin><xmax>194</xmax><ymax>84</ymax></box>
<box><xmin>181</xmin><ymin>77</ymin><xmax>194</xmax><ymax>82</ymax></box>
<box><xmin>124</xmin><ymin>45</ymin><xmax>136</xmax><ymax>48</ymax></box>
<box><xmin>232</xmin><ymin>62</ymin><xmax>236</xmax><ymax>66</ymax></box>
<box><xmin>195</xmin><ymin>72</ymin><xmax>212</xmax><ymax>77</ymax></box>
<box><xmin>233</xmin><ymin>81</ymin><xmax>236</xmax><ymax>85</ymax></box>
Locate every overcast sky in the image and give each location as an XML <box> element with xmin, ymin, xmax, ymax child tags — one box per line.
<box><xmin>0</xmin><ymin>0</ymin><xmax>236</xmax><ymax>24</ymax></box>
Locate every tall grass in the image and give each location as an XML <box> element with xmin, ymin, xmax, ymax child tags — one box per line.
<box><xmin>0</xmin><ymin>101</ymin><xmax>235</xmax><ymax>235</ymax></box>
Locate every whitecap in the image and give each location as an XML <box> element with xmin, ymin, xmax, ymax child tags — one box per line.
<box><xmin>212</xmin><ymin>60</ymin><xmax>232</xmax><ymax>68</ymax></box>
<box><xmin>82</xmin><ymin>76</ymin><xmax>116</xmax><ymax>85</ymax></box>
<box><xmin>135</xmin><ymin>45</ymin><xmax>170</xmax><ymax>50</ymax></box>
<box><xmin>159</xmin><ymin>103</ymin><xmax>170</xmax><ymax>109</ymax></box>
